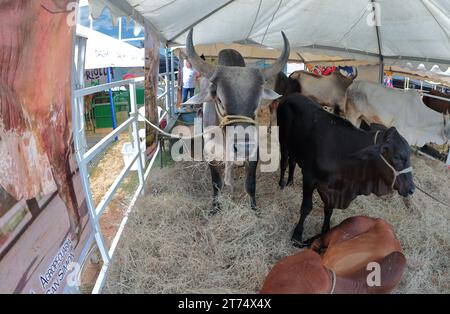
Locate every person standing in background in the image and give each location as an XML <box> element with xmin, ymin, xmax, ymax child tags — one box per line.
<box><xmin>182</xmin><ymin>60</ymin><xmax>200</xmax><ymax>102</ymax></box>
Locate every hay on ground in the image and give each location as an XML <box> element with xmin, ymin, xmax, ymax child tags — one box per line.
<box><xmin>104</xmin><ymin>154</ymin><xmax>450</xmax><ymax>294</ymax></box>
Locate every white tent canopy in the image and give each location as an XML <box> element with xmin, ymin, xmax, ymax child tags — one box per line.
<box><xmin>89</xmin><ymin>0</ymin><xmax>450</xmax><ymax>71</ymax></box>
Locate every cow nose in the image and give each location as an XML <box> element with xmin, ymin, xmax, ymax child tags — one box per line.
<box><xmin>408</xmin><ymin>187</ymin><xmax>415</xmax><ymax>195</ymax></box>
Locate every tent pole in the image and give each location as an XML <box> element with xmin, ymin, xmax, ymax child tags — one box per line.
<box><xmin>378</xmin><ymin>56</ymin><xmax>384</xmax><ymax>84</ymax></box>
<box><xmin>107</xmin><ymin>67</ymin><xmax>118</xmax><ymax>141</ymax></box>
<box><xmin>118</xmin><ymin>17</ymin><xmax>122</xmax><ymax>41</ymax></box>
<box><xmin>371</xmin><ymin>0</ymin><xmax>384</xmax><ymax>84</ymax></box>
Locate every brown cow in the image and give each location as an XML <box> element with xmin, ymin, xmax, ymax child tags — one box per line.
<box><xmin>422</xmin><ymin>90</ymin><xmax>450</xmax><ymax>115</ymax></box>
<box><xmin>260</xmin><ymin>216</ymin><xmax>406</xmax><ymax>294</ymax></box>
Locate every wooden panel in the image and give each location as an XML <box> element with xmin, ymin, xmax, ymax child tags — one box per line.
<box><xmin>0</xmin><ymin>0</ymin><xmax>81</xmax><ymax>237</ymax></box>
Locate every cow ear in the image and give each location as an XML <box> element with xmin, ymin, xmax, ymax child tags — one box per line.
<box><xmin>351</xmin><ymin>144</ymin><xmax>382</xmax><ymax>160</ymax></box>
<box><xmin>384</xmin><ymin>127</ymin><xmax>397</xmax><ymax>142</ymax></box>
<box><xmin>182</xmin><ymin>91</ymin><xmax>212</xmax><ymax>105</ymax></box>
<box><xmin>262</xmin><ymin>88</ymin><xmax>282</xmax><ymax>101</ymax></box>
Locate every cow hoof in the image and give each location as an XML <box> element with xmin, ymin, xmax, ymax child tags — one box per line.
<box><xmin>209</xmin><ymin>203</ymin><xmax>221</xmax><ymax>215</ymax></box>
<box><xmin>286</xmin><ymin>180</ymin><xmax>294</xmax><ymax>187</ymax></box>
<box><xmin>291</xmin><ymin>238</ymin><xmax>309</xmax><ymax>248</ymax></box>
<box><xmin>279</xmin><ymin>180</ymin><xmax>286</xmax><ymax>190</ymax></box>
<box><xmin>302</xmin><ymin>236</ymin><xmax>320</xmax><ymax>248</ymax></box>
<box><xmin>251</xmin><ymin>207</ymin><xmax>262</xmax><ymax>217</ymax></box>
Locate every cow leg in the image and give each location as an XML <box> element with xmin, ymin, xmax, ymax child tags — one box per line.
<box><xmin>279</xmin><ymin>147</ymin><xmax>289</xmax><ymax>189</ymax></box>
<box><xmin>292</xmin><ymin>174</ymin><xmax>315</xmax><ymax>247</ymax></box>
<box><xmin>301</xmin><ymin>206</ymin><xmax>335</xmax><ymax>248</ymax></box>
<box><xmin>209</xmin><ymin>163</ymin><xmax>223</xmax><ymax>213</ymax></box>
<box><xmin>245</xmin><ymin>160</ymin><xmax>258</xmax><ymax>211</ymax></box>
<box><xmin>286</xmin><ymin>156</ymin><xmax>296</xmax><ymax>187</ymax></box>
<box><xmin>321</xmin><ymin>206</ymin><xmax>334</xmax><ymax>234</ymax></box>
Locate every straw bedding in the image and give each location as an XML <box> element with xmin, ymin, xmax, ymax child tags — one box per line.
<box><xmin>104</xmin><ymin>153</ymin><xmax>450</xmax><ymax>294</ymax></box>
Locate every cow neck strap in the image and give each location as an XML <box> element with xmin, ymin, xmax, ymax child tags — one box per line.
<box><xmin>374</xmin><ymin>131</ymin><xmax>413</xmax><ymax>189</ymax></box>
<box><xmin>214</xmin><ymin>101</ymin><xmax>258</xmax><ymax>128</ymax></box>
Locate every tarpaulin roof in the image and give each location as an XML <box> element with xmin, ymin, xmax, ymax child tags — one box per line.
<box><xmin>89</xmin><ymin>0</ymin><xmax>450</xmax><ymax>71</ymax></box>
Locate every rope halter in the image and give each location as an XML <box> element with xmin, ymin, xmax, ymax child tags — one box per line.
<box><xmin>374</xmin><ymin>131</ymin><xmax>413</xmax><ymax>189</ymax></box>
<box><xmin>215</xmin><ymin>101</ymin><xmax>258</xmax><ymax>128</ymax></box>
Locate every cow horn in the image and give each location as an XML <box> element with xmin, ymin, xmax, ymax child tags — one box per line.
<box><xmin>186</xmin><ymin>29</ymin><xmax>217</xmax><ymax>79</ymax></box>
<box><xmin>262</xmin><ymin>31</ymin><xmax>290</xmax><ymax>80</ymax></box>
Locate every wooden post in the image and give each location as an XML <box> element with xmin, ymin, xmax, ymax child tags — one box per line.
<box><xmin>144</xmin><ymin>26</ymin><xmax>160</xmax><ymax>158</ymax></box>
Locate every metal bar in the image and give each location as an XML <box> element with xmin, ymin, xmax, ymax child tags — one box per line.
<box><xmin>301</xmin><ymin>44</ymin><xmax>450</xmax><ymax>66</ymax></box>
<box><xmin>74</xmin><ymin>77</ymin><xmax>144</xmax><ymax>98</ymax></box>
<box><xmin>370</xmin><ymin>0</ymin><xmax>384</xmax><ymax>84</ymax></box>
<box><xmin>82</xmin><ymin>117</ymin><xmax>134</xmax><ymax>164</ymax></box>
<box><xmin>170</xmin><ymin>48</ymin><xmax>176</xmax><ymax>112</ymax></box>
<box><xmin>63</xmin><ymin>233</ymin><xmax>95</xmax><ymax>293</ymax></box>
<box><xmin>144</xmin><ymin>143</ymin><xmax>161</xmax><ymax>181</ymax></box>
<box><xmin>95</xmin><ymin>152</ymin><xmax>139</xmax><ymax>217</ymax></box>
<box><xmin>118</xmin><ymin>17</ymin><xmax>122</xmax><ymax>41</ymax></box>
<box><xmin>447</xmin><ymin>150</ymin><xmax>450</xmax><ymax>168</ymax></box>
<box><xmin>72</xmin><ymin>104</ymin><xmax>110</xmax><ymax>266</ymax></box>
<box><xmin>101</xmin><ymin>0</ymin><xmax>165</xmax><ymax>42</ymax></box>
<box><xmin>129</xmin><ymin>83</ymin><xmax>145</xmax><ymax>193</ymax></box>
<box><xmin>422</xmin><ymin>93</ymin><xmax>450</xmax><ymax>102</ymax></box>
<box><xmin>143</xmin><ymin>111</ymin><xmax>166</xmax><ymax>180</ymax></box>
<box><xmin>92</xmin><ymin>144</ymin><xmax>161</xmax><ymax>294</ymax></box>
<box><xmin>167</xmin><ymin>0</ymin><xmax>235</xmax><ymax>42</ymax></box>
<box><xmin>158</xmin><ymin>91</ymin><xmax>168</xmax><ymax>100</ymax></box>
<box><xmin>165</xmin><ymin>48</ymin><xmax>171</xmax><ymax>115</ymax></box>
<box><xmin>108</xmin><ymin>180</ymin><xmax>144</xmax><ymax>259</ymax></box>
<box><xmin>107</xmin><ymin>67</ymin><xmax>118</xmax><ymax>131</ymax></box>
<box><xmin>72</xmin><ymin>36</ymin><xmax>110</xmax><ymax>266</ymax></box>
<box><xmin>121</xmin><ymin>37</ymin><xmax>145</xmax><ymax>42</ymax></box>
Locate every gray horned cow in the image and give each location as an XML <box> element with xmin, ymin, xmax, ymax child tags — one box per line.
<box><xmin>184</xmin><ymin>29</ymin><xmax>290</xmax><ymax>212</ymax></box>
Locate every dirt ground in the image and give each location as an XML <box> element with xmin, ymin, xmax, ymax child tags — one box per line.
<box><xmin>103</xmin><ymin>152</ymin><xmax>450</xmax><ymax>294</ymax></box>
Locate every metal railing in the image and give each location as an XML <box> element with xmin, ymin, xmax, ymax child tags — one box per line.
<box><xmin>72</xmin><ymin>76</ymin><xmax>167</xmax><ymax>294</ymax></box>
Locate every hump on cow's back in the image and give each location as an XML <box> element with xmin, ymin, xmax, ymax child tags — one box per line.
<box><xmin>218</xmin><ymin>49</ymin><xmax>246</xmax><ymax>67</ymax></box>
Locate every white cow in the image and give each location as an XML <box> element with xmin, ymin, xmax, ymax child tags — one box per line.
<box><xmin>345</xmin><ymin>81</ymin><xmax>450</xmax><ymax>147</ymax></box>
<box><xmin>289</xmin><ymin>70</ymin><xmax>357</xmax><ymax>114</ymax></box>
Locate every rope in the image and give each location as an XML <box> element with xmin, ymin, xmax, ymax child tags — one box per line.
<box><xmin>375</xmin><ymin>132</ymin><xmax>449</xmax><ymax>208</ymax></box>
<box><xmin>136</xmin><ymin>101</ymin><xmax>258</xmax><ymax>141</ymax></box>
<box><xmin>136</xmin><ymin>112</ymin><xmax>209</xmax><ymax>140</ymax></box>
<box><xmin>416</xmin><ymin>185</ymin><xmax>450</xmax><ymax>209</ymax></box>
<box><xmin>214</xmin><ymin>100</ymin><xmax>258</xmax><ymax>128</ymax></box>
<box><xmin>374</xmin><ymin>131</ymin><xmax>413</xmax><ymax>189</ymax></box>
<box><xmin>219</xmin><ymin>115</ymin><xmax>258</xmax><ymax>128</ymax></box>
